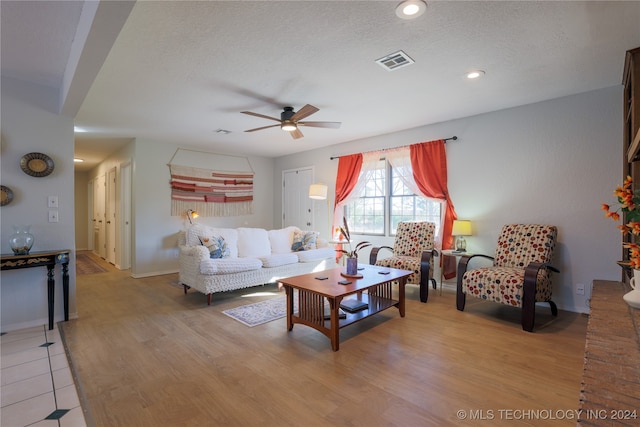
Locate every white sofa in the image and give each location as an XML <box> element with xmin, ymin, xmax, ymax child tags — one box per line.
<box><xmin>178</xmin><ymin>223</ymin><xmax>337</xmax><ymax>304</ymax></box>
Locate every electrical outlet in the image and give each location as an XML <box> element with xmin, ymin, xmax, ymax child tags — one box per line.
<box><xmin>48</xmin><ymin>210</ymin><xmax>59</xmax><ymax>223</ymax></box>
<box><xmin>576</xmin><ymin>283</ymin><xmax>585</xmax><ymax>295</ymax></box>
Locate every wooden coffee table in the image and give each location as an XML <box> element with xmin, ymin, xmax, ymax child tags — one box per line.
<box><xmin>279</xmin><ymin>264</ymin><xmax>412</xmax><ymax>351</ymax></box>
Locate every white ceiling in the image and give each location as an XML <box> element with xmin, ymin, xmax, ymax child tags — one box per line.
<box><xmin>2</xmin><ymin>1</ymin><xmax>640</xmax><ymax>172</ymax></box>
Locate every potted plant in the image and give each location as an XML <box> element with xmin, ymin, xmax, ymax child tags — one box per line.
<box><xmin>335</xmin><ymin>217</ymin><xmax>371</xmax><ymax>275</ymax></box>
<box><xmin>602</xmin><ymin>175</ymin><xmax>640</xmax><ymax>278</ymax></box>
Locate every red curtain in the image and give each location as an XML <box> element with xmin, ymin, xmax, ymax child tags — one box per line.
<box><xmin>334</xmin><ymin>153</ymin><xmax>363</xmax><ymax>210</ymax></box>
<box><xmin>410</xmin><ymin>139</ymin><xmax>458</xmax><ymax>279</ymax></box>
<box><xmin>333</xmin><ymin>154</ymin><xmax>363</xmax><ymax>262</ymax></box>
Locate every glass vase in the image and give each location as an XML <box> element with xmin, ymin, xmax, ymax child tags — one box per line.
<box><xmin>9</xmin><ymin>225</ymin><xmax>34</xmax><ymax>255</ymax></box>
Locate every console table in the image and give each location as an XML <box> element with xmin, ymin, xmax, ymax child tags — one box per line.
<box><xmin>1</xmin><ymin>249</ymin><xmax>71</xmax><ymax>330</ymax></box>
<box><xmin>578</xmin><ymin>280</ymin><xmax>640</xmax><ymax>424</ymax></box>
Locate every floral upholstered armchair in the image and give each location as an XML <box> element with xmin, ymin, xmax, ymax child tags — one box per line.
<box><xmin>456</xmin><ymin>224</ymin><xmax>559</xmax><ymax>332</ymax></box>
<box><xmin>369</xmin><ymin>221</ymin><xmax>438</xmax><ymax>303</ymax></box>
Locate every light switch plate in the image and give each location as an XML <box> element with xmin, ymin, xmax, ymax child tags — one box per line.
<box><xmin>48</xmin><ymin>210</ymin><xmax>59</xmax><ymax>223</ymax></box>
<box><xmin>48</xmin><ymin>196</ymin><xmax>58</xmax><ymax>208</ymax></box>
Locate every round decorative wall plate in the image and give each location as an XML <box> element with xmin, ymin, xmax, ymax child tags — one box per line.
<box><xmin>20</xmin><ymin>152</ymin><xmax>55</xmax><ymax>177</ymax></box>
<box><xmin>1</xmin><ymin>185</ymin><xmax>14</xmax><ymax>206</ymax></box>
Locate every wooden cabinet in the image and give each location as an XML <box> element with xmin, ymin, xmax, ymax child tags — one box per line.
<box><xmin>622</xmin><ymin>47</ymin><xmax>640</xmax><ymax>266</ymax></box>
<box><xmin>624</xmin><ymin>47</ymin><xmax>640</xmax><ymax>164</ymax></box>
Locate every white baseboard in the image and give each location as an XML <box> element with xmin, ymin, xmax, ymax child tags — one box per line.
<box><xmin>130</xmin><ymin>269</ymin><xmax>179</xmax><ymax>279</ymax></box>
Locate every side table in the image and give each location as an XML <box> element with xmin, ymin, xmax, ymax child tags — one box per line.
<box><xmin>329</xmin><ymin>240</ymin><xmax>350</xmax><ymax>265</ymax></box>
<box><xmin>440</xmin><ymin>249</ymin><xmax>472</xmax><ymax>295</ymax></box>
<box><xmin>1</xmin><ymin>249</ymin><xmax>71</xmax><ymax>330</ymax></box>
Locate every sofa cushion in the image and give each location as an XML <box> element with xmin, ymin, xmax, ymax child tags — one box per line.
<box><xmin>295</xmin><ymin>247</ymin><xmax>335</xmax><ymax>262</ymax></box>
<box><xmin>268</xmin><ymin>226</ymin><xmax>299</xmax><ymax>254</ymax></box>
<box><xmin>291</xmin><ymin>230</ymin><xmax>319</xmax><ymax>252</ymax></box>
<box><xmin>199</xmin><ymin>235</ymin><xmax>230</xmax><ymax>259</ymax></box>
<box><xmin>200</xmin><ymin>258</ymin><xmax>262</xmax><ymax>275</ymax></box>
<box><xmin>237</xmin><ymin>227</ymin><xmax>271</xmax><ymax>258</ymax></box>
<box><xmin>259</xmin><ymin>253</ymin><xmax>299</xmax><ymax>268</ymax></box>
<box><xmin>186</xmin><ymin>224</ymin><xmax>239</xmax><ymax>258</ymax></box>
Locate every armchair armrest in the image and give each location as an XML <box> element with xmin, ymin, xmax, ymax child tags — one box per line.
<box><xmin>457</xmin><ymin>253</ymin><xmax>494</xmax><ymax>278</ymax></box>
<box><xmin>523</xmin><ymin>262</ymin><xmax>560</xmax><ymax>294</ymax></box>
<box><xmin>369</xmin><ymin>246</ymin><xmax>393</xmax><ymax>265</ymax></box>
<box><xmin>456</xmin><ymin>254</ymin><xmax>495</xmax><ymax>312</ymax></box>
<box><xmin>522</xmin><ymin>262</ymin><xmax>560</xmax><ymax>331</ymax></box>
<box><xmin>420</xmin><ymin>248</ymin><xmax>438</xmax><ymax>265</ymax></box>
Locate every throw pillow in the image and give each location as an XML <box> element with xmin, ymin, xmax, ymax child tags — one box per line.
<box><xmin>199</xmin><ymin>235</ymin><xmax>230</xmax><ymax>259</ymax></box>
<box><xmin>291</xmin><ymin>230</ymin><xmax>318</xmax><ymax>252</ymax></box>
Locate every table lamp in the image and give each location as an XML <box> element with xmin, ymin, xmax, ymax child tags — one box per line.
<box><xmin>452</xmin><ymin>219</ymin><xmax>472</xmax><ymax>252</ymax></box>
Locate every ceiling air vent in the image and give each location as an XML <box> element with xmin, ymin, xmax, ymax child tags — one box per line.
<box><xmin>375</xmin><ymin>50</ymin><xmax>415</xmax><ymax>71</ymax></box>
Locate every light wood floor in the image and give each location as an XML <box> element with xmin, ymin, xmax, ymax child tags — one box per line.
<box><xmin>62</xmin><ymin>253</ymin><xmax>588</xmax><ymax>427</ymax></box>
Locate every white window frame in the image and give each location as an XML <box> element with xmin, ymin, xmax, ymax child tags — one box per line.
<box><xmin>345</xmin><ymin>158</ymin><xmax>442</xmax><ymax>237</ymax></box>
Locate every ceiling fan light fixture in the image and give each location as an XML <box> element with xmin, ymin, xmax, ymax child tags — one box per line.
<box><xmin>396</xmin><ymin>0</ymin><xmax>427</xmax><ymax>19</ymax></box>
<box><xmin>281</xmin><ymin>121</ymin><xmax>297</xmax><ymax>131</ymax></box>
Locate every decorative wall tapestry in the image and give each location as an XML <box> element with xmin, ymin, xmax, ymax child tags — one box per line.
<box><xmin>168</xmin><ymin>150</ymin><xmax>254</xmax><ymax>217</ymax></box>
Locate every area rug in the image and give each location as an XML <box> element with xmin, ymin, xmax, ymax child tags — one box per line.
<box><xmin>76</xmin><ymin>253</ymin><xmax>109</xmax><ymax>275</ymax></box>
<box><xmin>222</xmin><ymin>296</ymin><xmax>294</xmax><ymax>327</ymax></box>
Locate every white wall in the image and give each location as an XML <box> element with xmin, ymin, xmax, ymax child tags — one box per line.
<box><xmin>274</xmin><ymin>86</ymin><xmax>622</xmax><ymax>313</ymax></box>
<box><xmin>1</xmin><ymin>77</ymin><xmax>77</xmax><ymax>331</ymax></box>
<box><xmin>126</xmin><ymin>139</ymin><xmax>276</xmax><ymax>277</ymax></box>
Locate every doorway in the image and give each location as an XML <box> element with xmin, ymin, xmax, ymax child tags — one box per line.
<box><xmin>282</xmin><ymin>167</ymin><xmax>314</xmax><ymax>230</ymax></box>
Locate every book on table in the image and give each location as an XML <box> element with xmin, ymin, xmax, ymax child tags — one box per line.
<box><xmin>339</xmin><ymin>298</ymin><xmax>368</xmax><ymax>313</ymax></box>
<box><xmin>323</xmin><ymin>307</ymin><xmax>347</xmax><ymax>320</ymax></box>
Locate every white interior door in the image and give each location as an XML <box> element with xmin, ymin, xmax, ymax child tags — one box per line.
<box><xmin>282</xmin><ymin>167</ymin><xmax>313</xmax><ymax>230</ymax></box>
<box><xmin>87</xmin><ymin>178</ymin><xmax>95</xmax><ymax>252</ymax></box>
<box><xmin>106</xmin><ymin>167</ymin><xmax>117</xmax><ymax>265</ymax></box>
<box><xmin>95</xmin><ymin>173</ymin><xmax>107</xmax><ymax>259</ymax></box>
<box><xmin>120</xmin><ymin>161</ymin><xmax>132</xmax><ymax>270</ymax></box>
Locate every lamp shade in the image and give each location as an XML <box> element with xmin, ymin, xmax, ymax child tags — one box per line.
<box><xmin>308</xmin><ymin>183</ymin><xmax>328</xmax><ymax>200</ymax></box>
<box><xmin>452</xmin><ymin>220</ymin><xmax>472</xmax><ymax>236</ymax></box>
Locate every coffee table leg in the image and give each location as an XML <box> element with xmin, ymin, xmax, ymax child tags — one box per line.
<box><xmin>284</xmin><ymin>285</ymin><xmax>294</xmax><ymax>331</ymax></box>
<box><xmin>329</xmin><ymin>297</ymin><xmax>341</xmax><ymax>351</ymax></box>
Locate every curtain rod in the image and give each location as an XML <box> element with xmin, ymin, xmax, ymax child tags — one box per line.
<box><xmin>329</xmin><ymin>136</ymin><xmax>457</xmax><ymax>160</ymax></box>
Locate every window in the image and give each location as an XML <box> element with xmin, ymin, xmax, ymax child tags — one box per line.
<box><xmin>345</xmin><ymin>159</ymin><xmax>441</xmax><ymax>236</ymax></box>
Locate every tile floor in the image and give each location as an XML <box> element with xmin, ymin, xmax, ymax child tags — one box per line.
<box><xmin>1</xmin><ymin>324</ymin><xmax>88</xmax><ymax>427</ymax></box>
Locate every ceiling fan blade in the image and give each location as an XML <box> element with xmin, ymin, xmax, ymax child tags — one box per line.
<box><xmin>241</xmin><ymin>111</ymin><xmax>281</xmax><ymax>122</ymax></box>
<box><xmin>290</xmin><ymin>128</ymin><xmax>304</xmax><ymax>139</ymax></box>
<box><xmin>298</xmin><ymin>121</ymin><xmax>341</xmax><ymax>129</ymax></box>
<box><xmin>245</xmin><ymin>124</ymin><xmax>280</xmax><ymax>132</ymax></box>
<box><xmin>291</xmin><ymin>104</ymin><xmax>319</xmax><ymax>121</ymax></box>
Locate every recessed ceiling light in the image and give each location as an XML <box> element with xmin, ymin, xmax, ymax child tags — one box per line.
<box><xmin>215</xmin><ymin>129</ymin><xmax>231</xmax><ymax>134</ymax></box>
<box><xmin>396</xmin><ymin>0</ymin><xmax>427</xmax><ymax>19</ymax></box>
<box><xmin>73</xmin><ymin>158</ymin><xmax>84</xmax><ymax>163</ymax></box>
<box><xmin>466</xmin><ymin>70</ymin><xmax>485</xmax><ymax>79</ymax></box>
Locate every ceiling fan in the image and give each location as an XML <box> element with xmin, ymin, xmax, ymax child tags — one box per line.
<box><xmin>241</xmin><ymin>104</ymin><xmax>341</xmax><ymax>139</ymax></box>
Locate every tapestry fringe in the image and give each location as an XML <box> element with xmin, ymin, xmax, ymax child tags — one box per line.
<box><xmin>171</xmin><ymin>200</ymin><xmax>253</xmax><ymax>217</ymax></box>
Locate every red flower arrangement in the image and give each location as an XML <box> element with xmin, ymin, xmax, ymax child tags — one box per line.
<box><xmin>602</xmin><ymin>175</ymin><xmax>640</xmax><ymax>268</ymax></box>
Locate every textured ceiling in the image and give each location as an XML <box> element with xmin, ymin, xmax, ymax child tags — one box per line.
<box><xmin>2</xmin><ymin>1</ymin><xmax>640</xmax><ymax>171</ymax></box>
